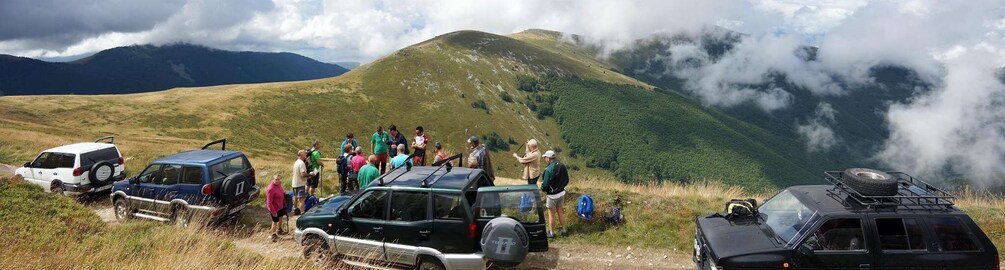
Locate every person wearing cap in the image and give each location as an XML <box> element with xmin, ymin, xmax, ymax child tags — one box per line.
<box><xmin>512</xmin><ymin>139</ymin><xmax>541</xmax><ymax>185</ymax></box>
<box><xmin>432</xmin><ymin>142</ymin><xmax>451</xmax><ymax>165</ymax></box>
<box><xmin>371</xmin><ymin>125</ymin><xmax>390</xmax><ymax>174</ymax></box>
<box><xmin>339</xmin><ymin>133</ymin><xmax>358</xmax><ymax>155</ymax></box>
<box><xmin>357</xmin><ymin>155</ymin><xmax>380</xmax><ymax>190</ymax></box>
<box><xmin>466</xmin><ymin>136</ymin><xmax>495</xmax><ymax>183</ymax></box>
<box><xmin>540</xmin><ymin>150</ymin><xmax>569</xmax><ymax>238</ymax></box>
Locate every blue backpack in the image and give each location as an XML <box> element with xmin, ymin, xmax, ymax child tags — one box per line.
<box><xmin>284</xmin><ymin>192</ymin><xmax>294</xmax><ymax>213</ymax></box>
<box><xmin>576</xmin><ymin>194</ymin><xmax>594</xmax><ymax>220</ymax></box>
<box><xmin>304</xmin><ymin>195</ymin><xmax>319</xmax><ymax>212</ymax></box>
<box><xmin>519</xmin><ymin>193</ymin><xmax>535</xmax><ymax>213</ymax></box>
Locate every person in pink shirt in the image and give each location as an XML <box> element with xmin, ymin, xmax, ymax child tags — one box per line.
<box><xmin>349</xmin><ymin>146</ymin><xmax>367</xmax><ymax>193</ymax></box>
<box><xmin>265</xmin><ymin>173</ymin><xmax>287</xmax><ymax>242</ymax></box>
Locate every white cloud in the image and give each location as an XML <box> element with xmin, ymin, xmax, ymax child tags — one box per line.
<box><xmin>797</xmin><ymin>102</ymin><xmax>839</xmax><ymax>152</ymax></box>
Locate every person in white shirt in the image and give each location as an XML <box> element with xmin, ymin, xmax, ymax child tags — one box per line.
<box><xmin>412</xmin><ymin>126</ymin><xmax>428</xmax><ymax>166</ymax></box>
<box><xmin>291</xmin><ymin>150</ymin><xmax>314</xmax><ymax>215</ymax></box>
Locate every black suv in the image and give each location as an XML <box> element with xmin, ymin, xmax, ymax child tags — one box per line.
<box><xmin>694</xmin><ymin>168</ymin><xmax>999</xmax><ymax>270</ymax></box>
<box><xmin>295</xmin><ymin>157</ymin><xmax>549</xmax><ymax>270</ymax></box>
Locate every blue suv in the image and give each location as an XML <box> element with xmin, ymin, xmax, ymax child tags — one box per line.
<box><xmin>110</xmin><ymin>139</ymin><xmax>259</xmax><ymax>227</ymax></box>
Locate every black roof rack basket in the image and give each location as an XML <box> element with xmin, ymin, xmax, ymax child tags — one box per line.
<box><xmin>824</xmin><ymin>171</ymin><xmax>955</xmax><ymax>209</ymax></box>
<box><xmin>202</xmin><ymin>139</ymin><xmax>226</xmax><ymax>150</ymax></box>
<box><xmin>94</xmin><ymin>136</ymin><xmax>115</xmax><ymax>144</ymax></box>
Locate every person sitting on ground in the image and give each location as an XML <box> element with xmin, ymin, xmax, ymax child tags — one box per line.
<box><xmin>540</xmin><ymin>150</ymin><xmax>569</xmax><ymax>238</ymax></box>
<box><xmin>339</xmin><ymin>132</ymin><xmax>358</xmax><ymax>155</ymax></box>
<box><xmin>513</xmin><ymin>139</ymin><xmax>541</xmax><ymax>185</ymax></box>
<box><xmin>357</xmin><ymin>155</ymin><xmax>380</xmax><ymax>190</ymax></box>
<box><xmin>390</xmin><ymin>144</ymin><xmax>413</xmax><ymax>169</ymax></box>
<box><xmin>387</xmin><ymin>125</ymin><xmax>408</xmax><ymax>158</ymax></box>
<box><xmin>412</xmin><ymin>126</ymin><xmax>428</xmax><ymax>166</ymax></box>
<box><xmin>291</xmin><ymin>150</ymin><xmax>315</xmax><ymax>215</ymax></box>
<box><xmin>371</xmin><ymin>125</ymin><xmax>390</xmax><ymax>174</ymax></box>
<box><xmin>306</xmin><ymin>140</ymin><xmax>323</xmax><ymax>196</ymax></box>
<box><xmin>349</xmin><ymin>147</ymin><xmax>367</xmax><ymax>193</ymax></box>
<box><xmin>265</xmin><ymin>173</ymin><xmax>287</xmax><ymax>242</ymax></box>
<box><xmin>466</xmin><ymin>136</ymin><xmax>495</xmax><ymax>183</ymax></box>
<box><xmin>432</xmin><ymin>142</ymin><xmax>451</xmax><ymax>165</ymax></box>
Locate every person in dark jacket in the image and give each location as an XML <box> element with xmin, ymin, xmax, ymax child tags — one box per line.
<box><xmin>466</xmin><ymin>136</ymin><xmax>495</xmax><ymax>183</ymax></box>
<box><xmin>540</xmin><ymin>150</ymin><xmax>568</xmax><ymax>238</ymax></box>
<box><xmin>387</xmin><ymin>125</ymin><xmax>408</xmax><ymax>158</ymax></box>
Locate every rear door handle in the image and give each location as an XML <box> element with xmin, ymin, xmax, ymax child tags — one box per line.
<box><xmin>419</xmin><ymin>230</ymin><xmax>431</xmax><ymax>234</ymax></box>
<box><xmin>372</xmin><ymin>226</ymin><xmax>383</xmax><ymax>231</ymax></box>
<box><xmin>859</xmin><ymin>264</ymin><xmax>870</xmax><ymax>270</ymax></box>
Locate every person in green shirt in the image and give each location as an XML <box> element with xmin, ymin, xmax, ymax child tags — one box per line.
<box><xmin>357</xmin><ymin>155</ymin><xmax>380</xmax><ymax>190</ymax></box>
<box><xmin>371</xmin><ymin>126</ymin><xmax>390</xmax><ymax>174</ymax></box>
<box><xmin>306</xmin><ymin>140</ymin><xmax>324</xmax><ymax>196</ymax></box>
<box><xmin>539</xmin><ymin>150</ymin><xmax>569</xmax><ymax>238</ymax></box>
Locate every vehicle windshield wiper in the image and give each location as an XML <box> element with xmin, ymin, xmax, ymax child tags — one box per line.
<box><xmin>215</xmin><ymin>171</ymin><xmax>228</xmax><ymax>179</ymax></box>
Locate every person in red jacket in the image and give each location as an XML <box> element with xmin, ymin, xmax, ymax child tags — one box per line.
<box><xmin>266</xmin><ymin>173</ymin><xmax>287</xmax><ymax>242</ymax></box>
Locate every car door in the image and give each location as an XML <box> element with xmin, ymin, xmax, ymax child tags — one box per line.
<box><xmin>431</xmin><ymin>192</ymin><xmax>477</xmax><ymax>254</ymax></box>
<box><xmin>383</xmin><ymin>190</ymin><xmax>433</xmax><ymax>266</ymax></box>
<box><xmin>151</xmin><ymin>164</ymin><xmax>183</xmax><ymax>216</ymax></box>
<box><xmin>132</xmin><ymin>164</ymin><xmax>164</xmax><ymax>211</ymax></box>
<box><xmin>871</xmin><ymin>217</ymin><xmax>941</xmax><ymax>269</ymax></box>
<box><xmin>475</xmin><ymin>185</ymin><xmax>549</xmax><ymax>252</ymax></box>
<box><xmin>26</xmin><ymin>152</ymin><xmax>56</xmax><ymax>189</ymax></box>
<box><xmin>175</xmin><ymin>165</ymin><xmax>208</xmax><ymax>205</ymax></box>
<box><xmin>339</xmin><ymin>189</ymin><xmax>389</xmax><ymax>261</ymax></box>
<box><xmin>797</xmin><ymin>217</ymin><xmax>874</xmax><ymax>269</ymax></box>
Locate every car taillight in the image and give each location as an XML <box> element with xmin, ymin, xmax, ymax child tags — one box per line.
<box><xmin>250</xmin><ymin>167</ymin><xmax>256</xmax><ymax>178</ymax></box>
<box><xmin>118</xmin><ymin>157</ymin><xmax>124</xmax><ymax>165</ymax></box>
<box><xmin>202</xmin><ymin>184</ymin><xmax>213</xmax><ymax>196</ymax></box>
<box><xmin>73</xmin><ymin>167</ymin><xmax>86</xmax><ymax>176</ymax></box>
<box><xmin>469</xmin><ymin>223</ymin><xmax>477</xmax><ymax>238</ymax></box>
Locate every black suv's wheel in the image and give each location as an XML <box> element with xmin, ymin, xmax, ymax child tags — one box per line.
<box><xmin>303</xmin><ymin>236</ymin><xmax>332</xmax><ymax>266</ymax></box>
<box><xmin>89</xmin><ymin>161</ymin><xmax>115</xmax><ymax>186</ymax></box>
<box><xmin>417</xmin><ymin>256</ymin><xmax>445</xmax><ymax>270</ymax></box>
<box><xmin>114</xmin><ymin>199</ymin><xmax>132</xmax><ymax>221</ymax></box>
<box><xmin>841</xmin><ymin>168</ymin><xmax>898</xmax><ymax>196</ymax></box>
<box><xmin>173</xmin><ymin>206</ymin><xmax>191</xmax><ymax>228</ymax></box>
<box><xmin>480</xmin><ymin>217</ymin><xmax>530</xmax><ymax>267</ymax></box>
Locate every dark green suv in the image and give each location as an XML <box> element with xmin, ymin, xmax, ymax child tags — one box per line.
<box><xmin>295</xmin><ymin>161</ymin><xmax>549</xmax><ymax>270</ymax></box>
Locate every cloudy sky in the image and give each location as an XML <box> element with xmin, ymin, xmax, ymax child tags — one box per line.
<box><xmin>3</xmin><ymin>0</ymin><xmax>1005</xmax><ymax>184</ymax></box>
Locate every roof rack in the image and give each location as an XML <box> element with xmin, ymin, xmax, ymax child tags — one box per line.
<box><xmin>202</xmin><ymin>139</ymin><xmax>227</xmax><ymax>150</ymax></box>
<box><xmin>422</xmin><ymin>153</ymin><xmax>463</xmax><ymax>188</ymax></box>
<box><xmin>378</xmin><ymin>152</ymin><xmax>422</xmax><ymax>186</ymax></box>
<box><xmin>823</xmin><ymin>171</ymin><xmax>955</xmax><ymax>209</ymax></box>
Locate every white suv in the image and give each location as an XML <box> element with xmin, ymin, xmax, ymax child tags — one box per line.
<box><xmin>14</xmin><ymin>136</ymin><xmax>126</xmax><ymax>195</ymax></box>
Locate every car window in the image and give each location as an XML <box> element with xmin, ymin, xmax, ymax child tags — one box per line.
<box><xmin>211</xmin><ymin>157</ymin><xmax>249</xmax><ymax>181</ymax></box>
<box><xmin>181</xmin><ymin>166</ymin><xmax>203</xmax><ymax>185</ymax></box>
<box><xmin>57</xmin><ymin>153</ymin><xmax>76</xmax><ymax>168</ymax></box>
<box><xmin>36</xmin><ymin>152</ymin><xmax>74</xmax><ymax>169</ymax></box>
<box><xmin>434</xmin><ymin>193</ymin><xmax>467</xmax><ymax>220</ymax></box>
<box><xmin>804</xmin><ymin>218</ymin><xmax>866</xmax><ymax>251</ymax></box>
<box><xmin>159</xmin><ymin>165</ymin><xmax>181</xmax><ymax>185</ymax></box>
<box><xmin>389</xmin><ymin>191</ymin><xmax>429</xmax><ymax>222</ymax></box>
<box><xmin>80</xmin><ymin>147</ymin><xmax>120</xmax><ymax>167</ymax></box>
<box><xmin>475</xmin><ymin>190</ymin><xmax>542</xmax><ymax>223</ymax></box>
<box><xmin>32</xmin><ymin>153</ymin><xmax>52</xmax><ymax>168</ymax></box>
<box><xmin>929</xmin><ymin>217</ymin><xmax>979</xmax><ymax>251</ymax></box>
<box><xmin>138</xmin><ymin>164</ymin><xmax>163</xmax><ymax>184</ymax></box>
<box><xmin>876</xmin><ymin>218</ymin><xmax>927</xmax><ymax>251</ymax></box>
<box><xmin>348</xmin><ymin>190</ymin><xmax>389</xmax><ymax>220</ymax></box>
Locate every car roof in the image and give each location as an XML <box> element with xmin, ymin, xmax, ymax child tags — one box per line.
<box><xmin>788</xmin><ymin>185</ymin><xmax>962</xmax><ymax>215</ymax></box>
<box><xmin>43</xmin><ymin>143</ymin><xmax>116</xmax><ymax>154</ymax></box>
<box><xmin>371</xmin><ymin>166</ymin><xmax>480</xmax><ymax>190</ymax></box>
<box><xmin>153</xmin><ymin>150</ymin><xmax>244</xmax><ymax>165</ymax></box>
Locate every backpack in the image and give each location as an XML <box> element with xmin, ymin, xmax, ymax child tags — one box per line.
<box><xmin>284</xmin><ymin>192</ymin><xmax>294</xmax><ymax>214</ymax></box>
<box><xmin>725</xmin><ymin>198</ymin><xmax>757</xmax><ymax>217</ymax></box>
<box><xmin>336</xmin><ymin>154</ymin><xmax>349</xmax><ymax>175</ymax></box>
<box><xmin>305</xmin><ymin>149</ymin><xmax>316</xmax><ymax>169</ymax></box>
<box><xmin>519</xmin><ymin>193</ymin><xmax>535</xmax><ymax>213</ymax></box>
<box><xmin>576</xmin><ymin>194</ymin><xmax>594</xmax><ymax>220</ymax></box>
<box><xmin>304</xmin><ymin>195</ymin><xmax>319</xmax><ymax>212</ymax></box>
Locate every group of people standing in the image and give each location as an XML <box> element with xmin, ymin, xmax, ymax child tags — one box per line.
<box><xmin>264</xmin><ymin>124</ymin><xmax>571</xmax><ymax>240</ymax></box>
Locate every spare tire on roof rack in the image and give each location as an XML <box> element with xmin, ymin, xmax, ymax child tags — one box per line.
<box><xmin>841</xmin><ymin>168</ymin><xmax>898</xmax><ymax>196</ymax></box>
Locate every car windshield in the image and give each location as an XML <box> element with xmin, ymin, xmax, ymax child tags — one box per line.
<box><xmin>759</xmin><ymin>190</ymin><xmax>818</xmax><ymax>245</ymax></box>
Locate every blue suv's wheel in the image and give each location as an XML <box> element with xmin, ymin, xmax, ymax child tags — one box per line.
<box><xmin>173</xmin><ymin>206</ymin><xmax>191</xmax><ymax>228</ymax></box>
<box><xmin>113</xmin><ymin>199</ymin><xmax>132</xmax><ymax>221</ymax></box>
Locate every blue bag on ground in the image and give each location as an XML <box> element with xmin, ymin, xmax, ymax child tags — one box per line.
<box><xmin>576</xmin><ymin>193</ymin><xmax>594</xmax><ymax>220</ymax></box>
<box><xmin>284</xmin><ymin>192</ymin><xmax>293</xmax><ymax>213</ymax></box>
<box><xmin>304</xmin><ymin>195</ymin><xmax>319</xmax><ymax>212</ymax></box>
<box><xmin>519</xmin><ymin>192</ymin><xmax>534</xmax><ymax>213</ymax></box>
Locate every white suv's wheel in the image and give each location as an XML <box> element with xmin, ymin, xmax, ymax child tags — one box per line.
<box><xmin>50</xmin><ymin>182</ymin><xmax>65</xmax><ymax>195</ymax></box>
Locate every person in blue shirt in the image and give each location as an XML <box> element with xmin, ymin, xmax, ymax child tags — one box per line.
<box><xmin>390</xmin><ymin>144</ymin><xmax>413</xmax><ymax>169</ymax></box>
<box><xmin>339</xmin><ymin>132</ymin><xmax>358</xmax><ymax>155</ymax></box>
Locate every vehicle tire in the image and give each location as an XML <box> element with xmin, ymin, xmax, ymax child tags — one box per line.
<box><xmin>417</xmin><ymin>256</ymin><xmax>445</xmax><ymax>270</ymax></box>
<box><xmin>88</xmin><ymin>161</ymin><xmax>116</xmax><ymax>186</ymax></box>
<box><xmin>480</xmin><ymin>217</ymin><xmax>530</xmax><ymax>267</ymax></box>
<box><xmin>173</xmin><ymin>206</ymin><xmax>191</xmax><ymax>228</ymax></box>
<box><xmin>114</xmin><ymin>198</ymin><xmax>132</xmax><ymax>221</ymax></box>
<box><xmin>841</xmin><ymin>168</ymin><xmax>898</xmax><ymax>196</ymax></box>
<box><xmin>303</xmin><ymin>236</ymin><xmax>332</xmax><ymax>266</ymax></box>
<box><xmin>701</xmin><ymin>257</ymin><xmax>715</xmax><ymax>270</ymax></box>
<box><xmin>219</xmin><ymin>173</ymin><xmax>250</xmax><ymax>205</ymax></box>
<box><xmin>50</xmin><ymin>182</ymin><xmax>65</xmax><ymax>195</ymax></box>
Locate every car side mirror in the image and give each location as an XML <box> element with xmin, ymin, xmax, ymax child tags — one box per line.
<box><xmin>23</xmin><ymin>162</ymin><xmax>30</xmax><ymax>168</ymax></box>
<box><xmin>798</xmin><ymin>244</ymin><xmax>815</xmax><ymax>257</ymax></box>
<box><xmin>128</xmin><ymin>177</ymin><xmax>138</xmax><ymax>184</ymax></box>
<box><xmin>339</xmin><ymin>208</ymin><xmax>350</xmax><ymax>220</ymax></box>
